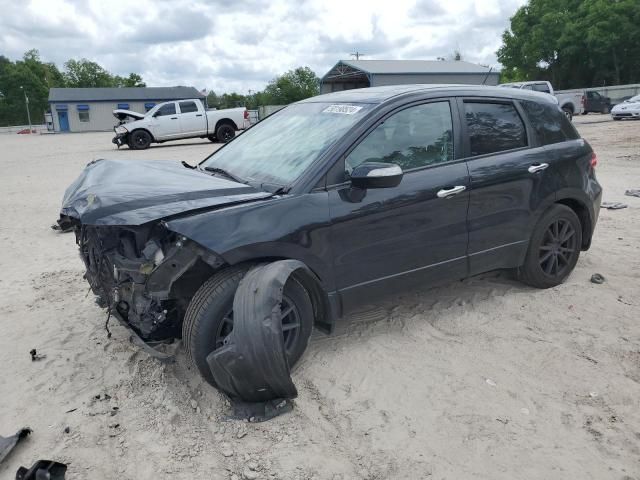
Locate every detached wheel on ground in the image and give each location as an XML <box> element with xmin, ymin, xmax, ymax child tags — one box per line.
<box><xmin>519</xmin><ymin>204</ymin><xmax>582</xmax><ymax>289</ymax></box>
<box><xmin>129</xmin><ymin>129</ymin><xmax>152</xmax><ymax>150</ymax></box>
<box><xmin>182</xmin><ymin>266</ymin><xmax>313</xmax><ymax>387</ymax></box>
<box><xmin>216</xmin><ymin>123</ymin><xmax>235</xmax><ymax>143</ymax></box>
<box><xmin>562</xmin><ymin>107</ymin><xmax>573</xmax><ymax>122</ymax></box>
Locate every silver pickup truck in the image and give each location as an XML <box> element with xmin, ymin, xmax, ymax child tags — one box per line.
<box><xmin>499</xmin><ymin>81</ymin><xmax>584</xmax><ymax>121</ymax></box>
<box><xmin>112</xmin><ymin>99</ymin><xmax>249</xmax><ymax>149</ymax></box>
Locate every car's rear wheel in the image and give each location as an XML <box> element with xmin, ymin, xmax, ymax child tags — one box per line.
<box><xmin>216</xmin><ymin>123</ymin><xmax>235</xmax><ymax>143</ymax></box>
<box><xmin>519</xmin><ymin>204</ymin><xmax>582</xmax><ymax>289</ymax></box>
<box><xmin>182</xmin><ymin>266</ymin><xmax>313</xmax><ymax>387</ymax></box>
<box><xmin>130</xmin><ymin>129</ymin><xmax>152</xmax><ymax>150</ymax></box>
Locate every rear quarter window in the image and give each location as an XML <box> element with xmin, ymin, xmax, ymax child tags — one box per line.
<box><xmin>520</xmin><ymin>100</ymin><xmax>580</xmax><ymax>145</ymax></box>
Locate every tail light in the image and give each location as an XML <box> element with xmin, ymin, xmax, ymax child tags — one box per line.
<box><xmin>581</xmin><ymin>95</ymin><xmax>585</xmax><ymax>107</ymax></box>
<box><xmin>243</xmin><ymin>110</ymin><xmax>249</xmax><ymax>120</ymax></box>
<box><xmin>590</xmin><ymin>152</ymin><xmax>598</xmax><ymax>168</ymax></box>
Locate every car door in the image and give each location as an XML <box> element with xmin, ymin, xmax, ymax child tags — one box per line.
<box><xmin>178</xmin><ymin>100</ymin><xmax>206</xmax><ymax>136</ymax></box>
<box><xmin>150</xmin><ymin>102</ymin><xmax>179</xmax><ymax>139</ymax></box>
<box><xmin>327</xmin><ymin>99</ymin><xmax>470</xmax><ymax>311</ymax></box>
<box><xmin>460</xmin><ymin>98</ymin><xmax>553</xmax><ymax>275</ymax></box>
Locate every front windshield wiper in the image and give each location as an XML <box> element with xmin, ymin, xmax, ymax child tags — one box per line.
<box><xmin>203</xmin><ymin>166</ymin><xmax>246</xmax><ymax>184</ymax></box>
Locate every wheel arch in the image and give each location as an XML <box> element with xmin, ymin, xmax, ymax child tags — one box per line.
<box><xmin>169</xmin><ymin>255</ymin><xmax>334</xmax><ymax>334</ymax></box>
<box><xmin>555</xmin><ymin>197</ymin><xmax>593</xmax><ymax>250</ymax></box>
<box><xmin>214</xmin><ymin>118</ymin><xmax>238</xmax><ymax>132</ymax></box>
<box><xmin>129</xmin><ymin>127</ymin><xmax>155</xmax><ymax>142</ymax></box>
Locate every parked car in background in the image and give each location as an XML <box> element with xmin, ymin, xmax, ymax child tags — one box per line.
<box><xmin>499</xmin><ymin>81</ymin><xmax>584</xmax><ymax>121</ymax></box>
<box><xmin>611</xmin><ymin>94</ymin><xmax>640</xmax><ymax>120</ymax></box>
<box><xmin>59</xmin><ymin>84</ymin><xmax>601</xmax><ymax>387</ymax></box>
<box><xmin>583</xmin><ymin>91</ymin><xmax>612</xmax><ymax>114</ymax></box>
<box><xmin>112</xmin><ymin>99</ymin><xmax>249</xmax><ymax>149</ymax></box>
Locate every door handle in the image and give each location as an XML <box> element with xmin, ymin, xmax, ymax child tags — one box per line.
<box><xmin>170</xmin><ymin>117</ymin><xmax>178</xmax><ymax>120</ymax></box>
<box><xmin>528</xmin><ymin>163</ymin><xmax>549</xmax><ymax>173</ymax></box>
<box><xmin>196</xmin><ymin>114</ymin><xmax>203</xmax><ymax>117</ymax></box>
<box><xmin>437</xmin><ymin>185</ymin><xmax>466</xmax><ymax>198</ymax></box>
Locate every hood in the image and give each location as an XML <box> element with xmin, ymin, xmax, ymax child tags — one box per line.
<box><xmin>61</xmin><ymin>159</ymin><xmax>273</xmax><ymax>226</ymax></box>
<box><xmin>113</xmin><ymin>109</ymin><xmax>146</xmax><ymax>121</ymax></box>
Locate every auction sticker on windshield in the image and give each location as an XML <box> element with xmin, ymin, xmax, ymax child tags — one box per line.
<box><xmin>323</xmin><ymin>104</ymin><xmax>363</xmax><ymax>114</ymax></box>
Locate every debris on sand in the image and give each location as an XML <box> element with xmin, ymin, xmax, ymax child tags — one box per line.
<box><xmin>0</xmin><ymin>427</ymin><xmax>32</xmax><ymax>464</ymax></box>
<box><xmin>590</xmin><ymin>273</ymin><xmax>606</xmax><ymax>284</ymax></box>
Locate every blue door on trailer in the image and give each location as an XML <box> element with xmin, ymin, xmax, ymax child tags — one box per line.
<box><xmin>58</xmin><ymin>111</ymin><xmax>69</xmax><ymax>131</ymax></box>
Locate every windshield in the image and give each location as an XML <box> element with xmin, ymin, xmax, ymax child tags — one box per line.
<box><xmin>627</xmin><ymin>95</ymin><xmax>640</xmax><ymax>103</ymax></box>
<box><xmin>201</xmin><ymin>102</ymin><xmax>373</xmax><ymax>185</ymax></box>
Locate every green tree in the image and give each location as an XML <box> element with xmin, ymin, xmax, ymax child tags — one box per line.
<box><xmin>206</xmin><ymin>90</ymin><xmax>219</xmax><ymax>108</ymax></box>
<box><xmin>263</xmin><ymin>66</ymin><xmax>319</xmax><ymax>104</ymax></box>
<box><xmin>115</xmin><ymin>73</ymin><xmax>146</xmax><ymax>87</ymax></box>
<box><xmin>63</xmin><ymin>58</ymin><xmax>118</xmax><ymax>87</ymax></box>
<box><xmin>0</xmin><ymin>50</ymin><xmax>65</xmax><ymax>126</ymax></box>
<box><xmin>497</xmin><ymin>0</ymin><xmax>640</xmax><ymax>88</ymax></box>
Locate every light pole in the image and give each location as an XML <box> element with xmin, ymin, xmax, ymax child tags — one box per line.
<box><xmin>20</xmin><ymin>86</ymin><xmax>32</xmax><ymax>133</ymax></box>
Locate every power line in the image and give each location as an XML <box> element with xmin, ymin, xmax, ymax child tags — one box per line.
<box><xmin>350</xmin><ymin>51</ymin><xmax>365</xmax><ymax>60</ymax></box>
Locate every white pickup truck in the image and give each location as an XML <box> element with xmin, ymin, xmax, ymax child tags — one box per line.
<box><xmin>499</xmin><ymin>81</ymin><xmax>584</xmax><ymax>121</ymax></box>
<box><xmin>112</xmin><ymin>99</ymin><xmax>249</xmax><ymax>149</ymax></box>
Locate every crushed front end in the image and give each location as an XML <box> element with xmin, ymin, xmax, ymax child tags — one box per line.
<box><xmin>74</xmin><ymin>222</ymin><xmax>223</xmax><ymax>342</ymax></box>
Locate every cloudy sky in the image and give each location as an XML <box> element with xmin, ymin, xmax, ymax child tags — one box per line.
<box><xmin>0</xmin><ymin>0</ymin><xmax>525</xmax><ymax>94</ymax></box>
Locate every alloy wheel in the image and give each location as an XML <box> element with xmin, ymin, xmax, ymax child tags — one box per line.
<box><xmin>538</xmin><ymin>218</ymin><xmax>578</xmax><ymax>277</ymax></box>
<box><xmin>214</xmin><ymin>295</ymin><xmax>301</xmax><ymax>355</ymax></box>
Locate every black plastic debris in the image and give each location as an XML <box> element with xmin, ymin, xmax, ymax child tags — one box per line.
<box><xmin>29</xmin><ymin>349</ymin><xmax>46</xmax><ymax>361</ymax></box>
<box><xmin>625</xmin><ymin>189</ymin><xmax>640</xmax><ymax>198</ymax></box>
<box><xmin>207</xmin><ymin>260</ymin><xmax>312</xmax><ymax>419</ymax></box>
<box><xmin>590</xmin><ymin>273</ymin><xmax>606</xmax><ymax>284</ymax></box>
<box><xmin>0</xmin><ymin>428</ymin><xmax>31</xmax><ymax>464</ymax></box>
<box><xmin>16</xmin><ymin>460</ymin><xmax>67</xmax><ymax>480</ymax></box>
<box><xmin>601</xmin><ymin>202</ymin><xmax>627</xmax><ymax>210</ymax></box>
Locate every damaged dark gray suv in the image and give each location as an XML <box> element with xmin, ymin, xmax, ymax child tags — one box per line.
<box><xmin>60</xmin><ymin>85</ymin><xmax>602</xmax><ymax>395</ymax></box>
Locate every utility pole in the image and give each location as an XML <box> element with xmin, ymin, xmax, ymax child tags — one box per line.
<box><xmin>20</xmin><ymin>86</ymin><xmax>32</xmax><ymax>133</ymax></box>
<box><xmin>350</xmin><ymin>51</ymin><xmax>365</xmax><ymax>60</ymax></box>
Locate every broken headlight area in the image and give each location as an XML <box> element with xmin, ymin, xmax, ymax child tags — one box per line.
<box><xmin>77</xmin><ymin>223</ymin><xmax>222</xmax><ymax>341</ymax></box>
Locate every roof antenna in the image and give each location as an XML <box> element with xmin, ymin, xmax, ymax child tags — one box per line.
<box><xmin>481</xmin><ymin>66</ymin><xmax>493</xmax><ymax>85</ymax></box>
<box><xmin>350</xmin><ymin>51</ymin><xmax>365</xmax><ymax>60</ymax></box>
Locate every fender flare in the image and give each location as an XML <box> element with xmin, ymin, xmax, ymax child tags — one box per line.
<box><xmin>206</xmin><ymin>260</ymin><xmax>309</xmax><ymax>410</ymax></box>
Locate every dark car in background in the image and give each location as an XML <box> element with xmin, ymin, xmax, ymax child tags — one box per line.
<box><xmin>59</xmin><ymin>84</ymin><xmax>602</xmax><ymax>387</ymax></box>
<box><xmin>583</xmin><ymin>90</ymin><xmax>612</xmax><ymax>114</ymax></box>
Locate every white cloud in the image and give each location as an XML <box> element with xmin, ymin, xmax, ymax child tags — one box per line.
<box><xmin>0</xmin><ymin>0</ymin><xmax>525</xmax><ymax>93</ymax></box>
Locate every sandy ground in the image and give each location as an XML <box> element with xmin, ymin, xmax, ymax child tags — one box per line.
<box><xmin>1</xmin><ymin>116</ymin><xmax>639</xmax><ymax>480</ymax></box>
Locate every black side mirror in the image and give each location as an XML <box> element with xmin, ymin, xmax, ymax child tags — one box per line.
<box><xmin>350</xmin><ymin>162</ymin><xmax>403</xmax><ymax>189</ymax></box>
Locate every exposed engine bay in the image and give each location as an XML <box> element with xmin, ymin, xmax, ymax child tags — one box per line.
<box><xmin>75</xmin><ymin>222</ymin><xmax>223</xmax><ymax>340</ymax></box>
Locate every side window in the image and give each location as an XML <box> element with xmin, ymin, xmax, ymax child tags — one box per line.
<box><xmin>155</xmin><ymin>103</ymin><xmax>176</xmax><ymax>117</ymax></box>
<box><xmin>520</xmin><ymin>100</ymin><xmax>579</xmax><ymax>145</ymax></box>
<box><xmin>179</xmin><ymin>101</ymin><xmax>198</xmax><ymax>114</ymax></box>
<box><xmin>463</xmin><ymin>102</ymin><xmax>527</xmax><ymax>156</ymax></box>
<box><xmin>531</xmin><ymin>83</ymin><xmax>551</xmax><ymax>94</ymax></box>
<box><xmin>345</xmin><ymin>101</ymin><xmax>454</xmax><ymax>173</ymax></box>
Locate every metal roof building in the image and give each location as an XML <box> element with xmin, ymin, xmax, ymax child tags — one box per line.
<box><xmin>320</xmin><ymin>60</ymin><xmax>500</xmax><ymax>94</ymax></box>
<box><xmin>47</xmin><ymin>86</ymin><xmax>204</xmax><ymax>132</ymax></box>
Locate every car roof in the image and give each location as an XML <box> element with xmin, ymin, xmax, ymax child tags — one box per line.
<box><xmin>299</xmin><ymin>84</ymin><xmax>557</xmax><ymax>106</ymax></box>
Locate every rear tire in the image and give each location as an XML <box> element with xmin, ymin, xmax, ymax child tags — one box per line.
<box><xmin>519</xmin><ymin>204</ymin><xmax>582</xmax><ymax>289</ymax></box>
<box><xmin>130</xmin><ymin>129</ymin><xmax>152</xmax><ymax>150</ymax></box>
<box><xmin>182</xmin><ymin>266</ymin><xmax>313</xmax><ymax>387</ymax></box>
<box><xmin>216</xmin><ymin>123</ymin><xmax>235</xmax><ymax>143</ymax></box>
